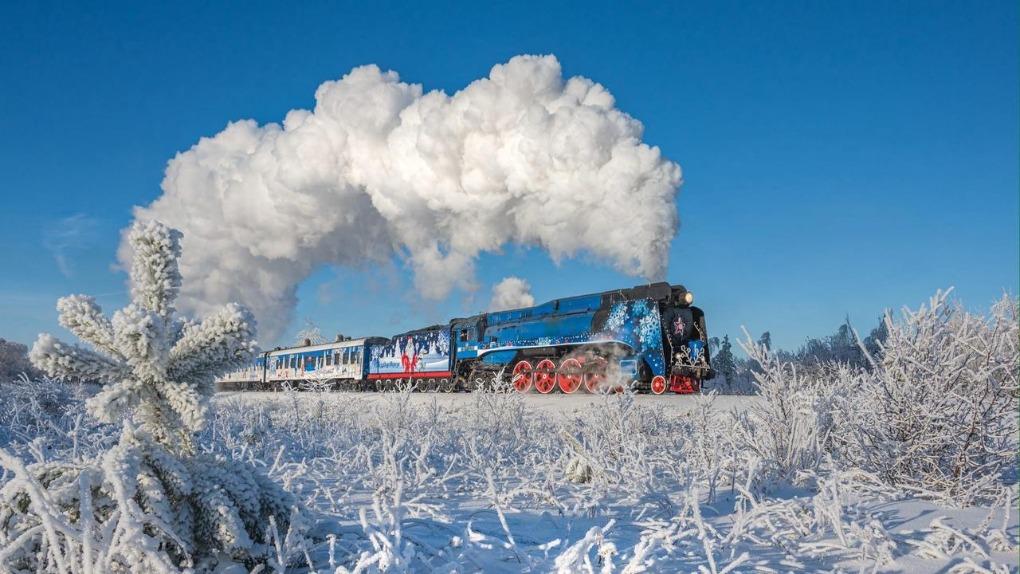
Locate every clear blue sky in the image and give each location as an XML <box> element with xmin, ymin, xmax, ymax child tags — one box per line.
<box><xmin>1</xmin><ymin>0</ymin><xmax>1017</xmax><ymax>352</ymax></box>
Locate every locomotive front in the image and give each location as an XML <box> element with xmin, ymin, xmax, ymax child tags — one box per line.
<box><xmin>658</xmin><ymin>285</ymin><xmax>714</xmax><ymax>393</ymax></box>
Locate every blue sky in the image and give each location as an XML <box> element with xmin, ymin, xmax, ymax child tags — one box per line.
<box><xmin>1</xmin><ymin>0</ymin><xmax>1017</xmax><ymax>352</ymax></box>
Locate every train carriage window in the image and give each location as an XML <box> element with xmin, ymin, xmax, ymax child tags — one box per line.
<box><xmin>325</xmin><ymin>352</ymin><xmax>332</xmax><ymax>366</ymax></box>
<box><xmin>343</xmin><ymin>348</ymin><xmax>351</xmax><ymax>364</ymax></box>
<box><xmin>459</xmin><ymin>328</ymin><xmax>470</xmax><ymax>342</ymax></box>
<box><xmin>352</xmin><ymin>348</ymin><xmax>361</xmax><ymax>364</ymax></box>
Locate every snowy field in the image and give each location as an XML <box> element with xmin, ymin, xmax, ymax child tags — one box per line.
<box><xmin>201</xmin><ymin>388</ymin><xmax>1018</xmax><ymax>573</ymax></box>
<box><xmin>2</xmin><ymin>380</ymin><xmax>1017</xmax><ymax>573</ymax></box>
<box><xmin>214</xmin><ymin>390</ymin><xmax>761</xmax><ymax>415</ymax></box>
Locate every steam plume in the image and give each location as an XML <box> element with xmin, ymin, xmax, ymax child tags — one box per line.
<box><xmin>488</xmin><ymin>277</ymin><xmax>536</xmax><ymax>312</ymax></box>
<box><xmin>125</xmin><ymin>55</ymin><xmax>682</xmax><ymax>341</ymax></box>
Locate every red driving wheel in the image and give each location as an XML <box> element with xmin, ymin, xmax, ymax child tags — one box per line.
<box><xmin>557</xmin><ymin>358</ymin><xmax>583</xmax><ymax>394</ymax></box>
<box><xmin>534</xmin><ymin>359</ymin><xmax>557</xmax><ymax>394</ymax></box>
<box><xmin>582</xmin><ymin>356</ymin><xmax>608</xmax><ymax>393</ymax></box>
<box><xmin>511</xmin><ymin>360</ymin><xmax>533</xmax><ymax>392</ymax></box>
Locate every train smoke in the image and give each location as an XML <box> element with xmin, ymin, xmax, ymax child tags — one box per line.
<box><xmin>124</xmin><ymin>55</ymin><xmax>682</xmax><ymax>341</ymax></box>
<box><xmin>488</xmin><ymin>277</ymin><xmax>535</xmax><ymax>312</ymax></box>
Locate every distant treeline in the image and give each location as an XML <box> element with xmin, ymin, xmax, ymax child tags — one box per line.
<box><xmin>709</xmin><ymin>317</ymin><xmax>888</xmax><ymax>394</ymax></box>
<box><xmin>0</xmin><ymin>338</ymin><xmax>42</xmax><ymax>383</ymax></box>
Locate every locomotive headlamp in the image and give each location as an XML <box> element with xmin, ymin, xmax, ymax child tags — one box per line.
<box><xmin>681</xmin><ymin>291</ymin><xmax>694</xmax><ymax>306</ymax></box>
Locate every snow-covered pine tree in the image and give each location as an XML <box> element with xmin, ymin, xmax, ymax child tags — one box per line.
<box><xmin>0</xmin><ymin>220</ymin><xmax>299</xmax><ymax>573</ymax></box>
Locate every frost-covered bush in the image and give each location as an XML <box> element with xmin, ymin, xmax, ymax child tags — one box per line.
<box><xmin>730</xmin><ymin>335</ymin><xmax>850</xmax><ymax>485</ymax></box>
<box><xmin>737</xmin><ymin>289</ymin><xmax>1019</xmax><ymax>505</ymax></box>
<box><xmin>0</xmin><ymin>375</ymin><xmax>95</xmax><ymax>451</ymax></box>
<box><xmin>0</xmin><ymin>220</ymin><xmax>299</xmax><ymax>573</ymax></box>
<box><xmin>837</xmin><ymin>290</ymin><xmax>1019</xmax><ymax>505</ymax></box>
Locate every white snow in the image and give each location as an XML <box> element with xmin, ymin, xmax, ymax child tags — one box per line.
<box><xmin>202</xmin><ymin>388</ymin><xmax>1018</xmax><ymax>573</ymax></box>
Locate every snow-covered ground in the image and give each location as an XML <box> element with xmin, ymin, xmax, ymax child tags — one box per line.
<box><xmin>214</xmin><ymin>390</ymin><xmax>761</xmax><ymax>415</ymax></box>
<box><xmin>202</xmin><ymin>389</ymin><xmax>1019</xmax><ymax>573</ymax></box>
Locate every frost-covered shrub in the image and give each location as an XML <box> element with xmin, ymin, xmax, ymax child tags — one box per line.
<box><xmin>0</xmin><ymin>220</ymin><xmax>299</xmax><ymax>573</ymax></box>
<box><xmin>738</xmin><ymin>290</ymin><xmax>1019</xmax><ymax>505</ymax></box>
<box><xmin>0</xmin><ymin>376</ymin><xmax>88</xmax><ymax>449</ymax></box>
<box><xmin>730</xmin><ymin>332</ymin><xmax>849</xmax><ymax>485</ymax></box>
<box><xmin>837</xmin><ymin>291</ymin><xmax>1019</xmax><ymax>505</ymax></box>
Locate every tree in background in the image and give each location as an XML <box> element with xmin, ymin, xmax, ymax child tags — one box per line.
<box><xmin>0</xmin><ymin>338</ymin><xmax>41</xmax><ymax>382</ymax></box>
<box><xmin>776</xmin><ymin>316</ymin><xmax>887</xmax><ymax>369</ymax></box>
<box><xmin>1</xmin><ymin>221</ymin><xmax>300</xmax><ymax>572</ymax></box>
<box><xmin>861</xmin><ymin>317</ymin><xmax>888</xmax><ymax>359</ymax></box>
<box><xmin>712</xmin><ymin>335</ymin><xmax>737</xmax><ymax>389</ymax></box>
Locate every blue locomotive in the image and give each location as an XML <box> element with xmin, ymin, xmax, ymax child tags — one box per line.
<box><xmin>217</xmin><ymin>282</ymin><xmax>713</xmax><ymax>394</ymax></box>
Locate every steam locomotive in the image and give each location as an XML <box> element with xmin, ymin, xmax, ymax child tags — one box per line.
<box><xmin>217</xmin><ymin>282</ymin><xmax>713</xmax><ymax>394</ymax></box>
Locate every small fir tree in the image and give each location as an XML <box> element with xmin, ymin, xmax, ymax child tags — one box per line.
<box><xmin>1</xmin><ymin>221</ymin><xmax>299</xmax><ymax>572</ymax></box>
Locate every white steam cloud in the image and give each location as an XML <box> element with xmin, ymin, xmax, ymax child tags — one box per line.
<box><xmin>125</xmin><ymin>55</ymin><xmax>681</xmax><ymax>341</ymax></box>
<box><xmin>488</xmin><ymin>277</ymin><xmax>536</xmax><ymax>312</ymax></box>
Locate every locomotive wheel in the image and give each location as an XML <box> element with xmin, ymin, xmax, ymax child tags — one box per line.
<box><xmin>438</xmin><ymin>378</ymin><xmax>455</xmax><ymax>392</ymax></box>
<box><xmin>582</xmin><ymin>356</ymin><xmax>608</xmax><ymax>393</ymax></box>
<box><xmin>650</xmin><ymin>375</ymin><xmax>667</xmax><ymax>395</ymax></box>
<box><xmin>534</xmin><ymin>359</ymin><xmax>557</xmax><ymax>394</ymax></box>
<box><xmin>557</xmin><ymin>358</ymin><xmax>583</xmax><ymax>394</ymax></box>
<box><xmin>512</xmin><ymin>360</ymin><xmax>534</xmax><ymax>393</ymax></box>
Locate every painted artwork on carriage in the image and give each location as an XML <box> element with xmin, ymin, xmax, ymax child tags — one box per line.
<box><xmin>369</xmin><ymin>328</ymin><xmax>452</xmax><ymax>377</ymax></box>
<box><xmin>592</xmin><ymin>299</ymin><xmax>666</xmax><ymax>377</ymax></box>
